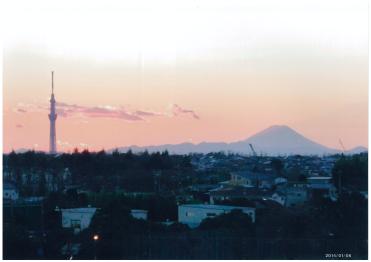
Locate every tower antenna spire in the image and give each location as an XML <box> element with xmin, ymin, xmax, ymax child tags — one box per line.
<box><xmin>52</xmin><ymin>71</ymin><xmax>54</xmax><ymax>94</ymax></box>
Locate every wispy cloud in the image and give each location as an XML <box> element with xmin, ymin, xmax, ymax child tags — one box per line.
<box><xmin>134</xmin><ymin>110</ymin><xmax>164</xmax><ymax>117</ymax></box>
<box><xmin>78</xmin><ymin>142</ymin><xmax>89</xmax><ymax>149</ymax></box>
<box><xmin>57</xmin><ymin>140</ymin><xmax>71</xmax><ymax>148</ymax></box>
<box><xmin>171</xmin><ymin>104</ymin><xmax>200</xmax><ymax>120</ymax></box>
<box><xmin>56</xmin><ymin>103</ymin><xmax>145</xmax><ymax>121</ymax></box>
<box><xmin>14</xmin><ymin>102</ymin><xmax>45</xmax><ymax>114</ymax></box>
<box><xmin>14</xmin><ymin>101</ymin><xmax>200</xmax><ymax>121</ymax></box>
<box><xmin>57</xmin><ymin>140</ymin><xmax>91</xmax><ymax>150</ymax></box>
<box><xmin>17</xmin><ymin>108</ymin><xmax>27</xmax><ymax>113</ymax></box>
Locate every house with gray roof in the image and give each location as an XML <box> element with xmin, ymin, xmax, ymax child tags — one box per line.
<box><xmin>3</xmin><ymin>181</ymin><xmax>19</xmax><ymax>201</ymax></box>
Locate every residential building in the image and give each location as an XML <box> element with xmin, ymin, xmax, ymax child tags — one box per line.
<box><xmin>3</xmin><ymin>181</ymin><xmax>19</xmax><ymax>201</ymax></box>
<box><xmin>307</xmin><ymin>176</ymin><xmax>332</xmax><ymax>185</ymax></box>
<box><xmin>229</xmin><ymin>170</ymin><xmax>274</xmax><ymax>189</ymax></box>
<box><xmin>307</xmin><ymin>176</ymin><xmax>337</xmax><ymax>200</ymax></box>
<box><xmin>178</xmin><ymin>204</ymin><xmax>255</xmax><ymax>228</ymax></box>
<box><xmin>274</xmin><ymin>177</ymin><xmax>288</xmax><ymax>185</ymax></box>
<box><xmin>271</xmin><ymin>185</ymin><xmax>309</xmax><ymax>207</ymax></box>
<box><xmin>130</xmin><ymin>209</ymin><xmax>148</xmax><ymax>220</ymax></box>
<box><xmin>209</xmin><ymin>186</ymin><xmax>273</xmax><ymax>204</ymax></box>
<box><xmin>229</xmin><ymin>170</ymin><xmax>276</xmax><ymax>189</ymax></box>
<box><xmin>60</xmin><ymin>207</ymin><xmax>97</xmax><ymax>234</ymax></box>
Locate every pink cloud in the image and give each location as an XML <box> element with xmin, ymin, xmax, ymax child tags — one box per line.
<box><xmin>14</xmin><ymin>101</ymin><xmax>200</xmax><ymax>122</ymax></box>
<box><xmin>56</xmin><ymin>103</ymin><xmax>144</xmax><ymax>121</ymax></box>
<box><xmin>134</xmin><ymin>110</ymin><xmax>164</xmax><ymax>117</ymax></box>
<box><xmin>83</xmin><ymin>106</ymin><xmax>144</xmax><ymax>121</ymax></box>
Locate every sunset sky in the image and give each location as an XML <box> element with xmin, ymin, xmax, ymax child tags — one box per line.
<box><xmin>3</xmin><ymin>0</ymin><xmax>368</xmax><ymax>153</ymax></box>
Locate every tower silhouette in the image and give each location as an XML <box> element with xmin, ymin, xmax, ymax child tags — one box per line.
<box><xmin>49</xmin><ymin>71</ymin><xmax>57</xmax><ymax>154</ymax></box>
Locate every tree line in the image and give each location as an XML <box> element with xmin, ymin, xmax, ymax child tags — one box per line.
<box><xmin>4</xmin><ymin>150</ymin><xmax>195</xmax><ymax>194</ymax></box>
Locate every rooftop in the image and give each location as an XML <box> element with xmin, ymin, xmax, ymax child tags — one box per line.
<box><xmin>308</xmin><ymin>184</ymin><xmax>333</xmax><ymax>189</ymax></box>
<box><xmin>209</xmin><ymin>186</ymin><xmax>273</xmax><ymax>197</ymax></box>
<box><xmin>4</xmin><ymin>181</ymin><xmax>17</xmax><ymax>190</ymax></box>
<box><xmin>307</xmin><ymin>176</ymin><xmax>332</xmax><ymax>180</ymax></box>
<box><xmin>179</xmin><ymin>204</ymin><xmax>255</xmax><ymax>211</ymax></box>
<box><xmin>131</xmin><ymin>209</ymin><xmax>148</xmax><ymax>213</ymax></box>
<box><xmin>231</xmin><ymin>171</ymin><xmax>274</xmax><ymax>180</ymax></box>
<box><xmin>61</xmin><ymin>207</ymin><xmax>97</xmax><ymax>213</ymax></box>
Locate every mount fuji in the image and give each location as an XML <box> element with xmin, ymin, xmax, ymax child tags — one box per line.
<box><xmin>113</xmin><ymin>125</ymin><xmax>367</xmax><ymax>156</ymax></box>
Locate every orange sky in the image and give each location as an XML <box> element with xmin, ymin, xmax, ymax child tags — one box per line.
<box><xmin>3</xmin><ymin>0</ymin><xmax>368</xmax><ymax>152</ymax></box>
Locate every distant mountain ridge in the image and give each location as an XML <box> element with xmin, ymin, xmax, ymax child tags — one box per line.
<box><xmin>112</xmin><ymin>125</ymin><xmax>367</xmax><ymax>156</ymax></box>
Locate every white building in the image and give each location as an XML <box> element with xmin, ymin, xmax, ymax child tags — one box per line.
<box><xmin>307</xmin><ymin>176</ymin><xmax>337</xmax><ymax>201</ymax></box>
<box><xmin>229</xmin><ymin>171</ymin><xmax>274</xmax><ymax>189</ymax></box>
<box><xmin>61</xmin><ymin>207</ymin><xmax>97</xmax><ymax>233</ymax></box>
<box><xmin>178</xmin><ymin>204</ymin><xmax>255</xmax><ymax>228</ymax></box>
<box><xmin>306</xmin><ymin>176</ymin><xmax>332</xmax><ymax>185</ymax></box>
<box><xmin>131</xmin><ymin>209</ymin><xmax>148</xmax><ymax>220</ymax></box>
<box><xmin>271</xmin><ymin>192</ymin><xmax>286</xmax><ymax>206</ymax></box>
<box><xmin>3</xmin><ymin>182</ymin><xmax>19</xmax><ymax>201</ymax></box>
<box><xmin>274</xmin><ymin>177</ymin><xmax>288</xmax><ymax>185</ymax></box>
<box><xmin>271</xmin><ymin>186</ymin><xmax>309</xmax><ymax>207</ymax></box>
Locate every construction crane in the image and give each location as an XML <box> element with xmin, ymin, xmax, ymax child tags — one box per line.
<box><xmin>249</xmin><ymin>144</ymin><xmax>260</xmax><ymax>188</ymax></box>
<box><xmin>337</xmin><ymin>139</ymin><xmax>346</xmax><ymax>196</ymax></box>
<box><xmin>249</xmin><ymin>143</ymin><xmax>257</xmax><ymax>157</ymax></box>
<box><xmin>338</xmin><ymin>139</ymin><xmax>346</xmax><ymax>153</ymax></box>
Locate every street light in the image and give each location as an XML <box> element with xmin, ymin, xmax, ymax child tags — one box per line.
<box><xmin>93</xmin><ymin>234</ymin><xmax>99</xmax><ymax>259</ymax></box>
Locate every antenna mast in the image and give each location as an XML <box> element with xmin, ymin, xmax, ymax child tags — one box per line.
<box><xmin>52</xmin><ymin>71</ymin><xmax>54</xmax><ymax>94</ymax></box>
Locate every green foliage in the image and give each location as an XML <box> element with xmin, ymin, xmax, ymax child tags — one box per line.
<box><xmin>271</xmin><ymin>158</ymin><xmax>284</xmax><ymax>175</ymax></box>
<box><xmin>199</xmin><ymin>209</ymin><xmax>254</xmax><ymax>234</ymax></box>
<box><xmin>286</xmin><ymin>167</ymin><xmax>304</xmax><ymax>182</ymax></box>
<box><xmin>78</xmin><ymin>196</ymin><xmax>169</xmax><ymax>259</ymax></box>
<box><xmin>332</xmin><ymin>153</ymin><xmax>368</xmax><ymax>191</ymax></box>
<box><xmin>88</xmin><ymin>192</ymin><xmax>178</xmax><ymax>221</ymax></box>
<box><xmin>257</xmin><ymin>192</ymin><xmax>367</xmax><ymax>241</ymax></box>
<box><xmin>3</xmin><ymin>152</ymin><xmax>368</xmax><ymax>259</ymax></box>
<box><xmin>4</xmin><ymin>150</ymin><xmax>195</xmax><ymax>194</ymax></box>
<box><xmin>3</xmin><ymin>223</ymin><xmax>39</xmax><ymax>259</ymax></box>
<box><xmin>215</xmin><ymin>198</ymin><xmax>256</xmax><ymax>208</ymax></box>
